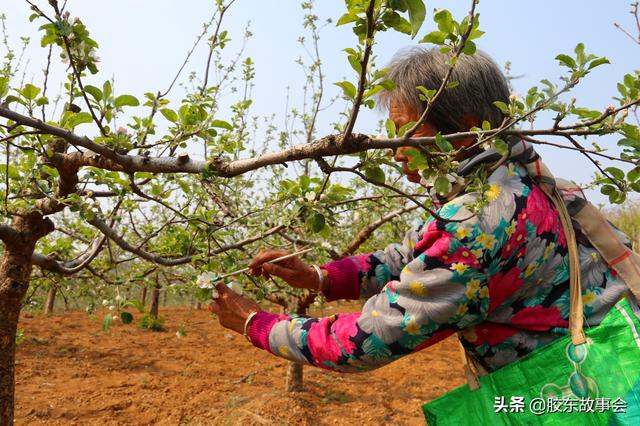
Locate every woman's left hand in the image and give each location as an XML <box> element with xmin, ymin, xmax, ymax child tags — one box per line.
<box><xmin>208</xmin><ymin>282</ymin><xmax>260</xmax><ymax>335</ymax></box>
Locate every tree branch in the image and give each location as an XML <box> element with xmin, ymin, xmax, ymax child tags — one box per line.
<box><xmin>88</xmin><ymin>217</ymin><xmax>285</xmax><ymax>266</ymax></box>
<box><xmin>0</xmin><ymin>223</ymin><xmax>21</xmax><ymax>247</ymax></box>
<box><xmin>2</xmin><ymin>98</ymin><xmax>639</xmax><ymax>182</ymax></box>
<box><xmin>341</xmin><ymin>205</ymin><xmax>418</xmax><ymax>257</ymax></box>
<box><xmin>31</xmin><ymin>233</ymin><xmax>106</xmax><ymax>274</ymax></box>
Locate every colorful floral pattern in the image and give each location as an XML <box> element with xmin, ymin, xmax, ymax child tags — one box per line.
<box><xmin>248</xmin><ymin>161</ymin><xmax>629</xmax><ymax>373</ymax></box>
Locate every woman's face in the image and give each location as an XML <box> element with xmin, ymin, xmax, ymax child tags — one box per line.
<box><xmin>389</xmin><ymin>101</ymin><xmax>437</xmax><ymax>183</ymax></box>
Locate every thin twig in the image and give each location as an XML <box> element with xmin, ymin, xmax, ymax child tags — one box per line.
<box><xmin>342</xmin><ymin>0</ymin><xmax>376</xmax><ymax>141</ymax></box>
<box><xmin>201</xmin><ymin>0</ymin><xmax>236</xmax><ymax>94</ymax></box>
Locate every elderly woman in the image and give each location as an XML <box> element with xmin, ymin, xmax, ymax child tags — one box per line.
<box><xmin>209</xmin><ymin>47</ymin><xmax>629</xmax><ymax>375</ymax></box>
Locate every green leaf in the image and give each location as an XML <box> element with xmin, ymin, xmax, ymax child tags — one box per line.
<box><xmin>493</xmin><ymin>138</ymin><xmax>509</xmax><ymax>156</ymax></box>
<box><xmin>445</xmin><ymin>81</ymin><xmax>459</xmax><ymax>90</ymax></box>
<box><xmin>4</xmin><ymin>95</ymin><xmax>25</xmax><ymax>106</ymax></box>
<box><xmin>574</xmin><ymin>42</ymin><xmax>586</xmax><ymax>65</ymax></box>
<box><xmin>120</xmin><ymin>312</ymin><xmax>134</xmax><ymax>325</ymax></box>
<box><xmin>434</xmin><ymin>175</ymin><xmax>451</xmax><ymax>195</ymax></box>
<box><xmin>364</xmin><ymin>166</ymin><xmax>385</xmax><ymax>183</ymax></box>
<box><xmin>300</xmin><ymin>174</ymin><xmax>311</xmax><ymax>190</ymax></box>
<box><xmin>379</xmin><ymin>79</ymin><xmax>396</xmax><ymax>91</ymax></box>
<box><xmin>406</xmin><ymin>0</ymin><xmax>426</xmax><ymax>38</ymax></box>
<box><xmin>334</xmin><ymin>81</ymin><xmax>357</xmax><ymax>100</ymax></box>
<box><xmin>347</xmin><ymin>55</ymin><xmax>362</xmax><ymax>74</ymax></box>
<box><xmin>462</xmin><ymin>40</ymin><xmax>476</xmax><ymax>55</ymax></box>
<box><xmin>434</xmin><ymin>9</ymin><xmax>454</xmax><ymax>33</ymax></box>
<box><xmin>434</xmin><ymin>133</ymin><xmax>453</xmax><ymax>152</ymax></box>
<box><xmin>195</xmin><ymin>287</ymin><xmax>212</xmax><ymax>302</ymax></box>
<box><xmin>391</xmin><ymin>0</ymin><xmax>409</xmax><ymax>12</ymax></box>
<box><xmin>555</xmin><ymin>54</ymin><xmax>577</xmax><ymax>69</ymax></box>
<box><xmin>600</xmin><ymin>184</ymin><xmax>615</xmax><ymax>195</ymax></box>
<box><xmin>84</xmin><ymin>85</ymin><xmax>102</xmax><ymax>102</ymax></box>
<box><xmin>125</xmin><ymin>299</ymin><xmax>146</xmax><ymax>312</ymax></box>
<box><xmin>605</xmin><ymin>167</ymin><xmax>625</xmax><ymax>181</ymax></box>
<box><xmin>420</xmin><ymin>30</ymin><xmax>446</xmax><ymax>45</ymax></box>
<box><xmin>383</xmin><ymin>12</ymin><xmax>412</xmax><ymax>35</ymax></box>
<box><xmin>493</xmin><ymin>101</ymin><xmax>510</xmax><ymax>115</ymax></box>
<box><xmin>336</xmin><ymin>13</ymin><xmax>359</xmax><ymax>26</ymax></box>
<box><xmin>364</xmin><ymin>85</ymin><xmax>384</xmax><ymax>99</ymax></box>
<box><xmin>624</xmin><ymin>73</ymin><xmax>635</xmax><ymax>88</ymax></box>
<box><xmin>40</xmin><ymin>33</ymin><xmax>57</xmax><ymax>47</ymax></box>
<box><xmin>628</xmin><ymin>167</ymin><xmax>640</xmax><ymax>183</ymax></box>
<box><xmin>40</xmin><ymin>164</ymin><xmax>59</xmax><ymax>177</ymax></box>
<box><xmin>416</xmin><ymin>86</ymin><xmax>436</xmax><ymax>101</ymax></box>
<box><xmin>309</xmin><ymin>213</ymin><xmax>325</xmax><ymax>233</ymax></box>
<box><xmin>385</xmin><ymin>118</ymin><xmax>397</xmax><ymax>138</ymax></box>
<box><xmin>211</xmin><ymin>119</ymin><xmax>233</xmax><ymax>130</ymax></box>
<box><xmin>0</xmin><ymin>77</ymin><xmax>8</xmax><ymax>99</ymax></box>
<box><xmin>66</xmin><ymin>112</ymin><xmax>94</xmax><ymax>128</ymax></box>
<box><xmin>103</xmin><ymin>80</ymin><xmax>112</xmax><ymax>99</ymax></box>
<box><xmin>19</xmin><ymin>83</ymin><xmax>40</xmax><ymax>100</ymax></box>
<box><xmin>35</xmin><ymin>96</ymin><xmax>49</xmax><ymax>106</ymax></box>
<box><xmin>114</xmin><ymin>94</ymin><xmax>140</xmax><ymax>108</ymax></box>
<box><xmin>5</xmin><ymin>165</ymin><xmax>20</xmax><ymax>179</ymax></box>
<box><xmin>160</xmin><ymin>108</ymin><xmax>178</xmax><ymax>123</ymax></box>
<box><xmin>397</xmin><ymin>121</ymin><xmax>416</xmax><ymax>137</ymax></box>
<box><xmin>102</xmin><ymin>314</ymin><xmax>113</xmax><ymax>332</ymax></box>
<box><xmin>588</xmin><ymin>57</ymin><xmax>610</xmax><ymax>70</ymax></box>
<box><xmin>404</xmin><ymin>148</ymin><xmax>429</xmax><ymax>170</ymax></box>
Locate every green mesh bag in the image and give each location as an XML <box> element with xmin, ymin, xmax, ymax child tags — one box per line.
<box><xmin>423</xmin><ymin>297</ymin><xmax>640</xmax><ymax>425</ymax></box>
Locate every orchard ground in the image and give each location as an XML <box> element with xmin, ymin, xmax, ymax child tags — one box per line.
<box><xmin>15</xmin><ymin>301</ymin><xmax>464</xmax><ymax>425</ymax></box>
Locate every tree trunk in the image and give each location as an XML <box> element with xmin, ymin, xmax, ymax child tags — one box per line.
<box><xmin>43</xmin><ymin>284</ymin><xmax>56</xmax><ymax>314</ymax></box>
<box><xmin>285</xmin><ymin>361</ymin><xmax>304</xmax><ymax>392</ymax></box>
<box><xmin>0</xmin><ymin>243</ymin><xmax>39</xmax><ymax>425</ymax></box>
<box><xmin>140</xmin><ymin>286</ymin><xmax>147</xmax><ymax>306</ymax></box>
<box><xmin>284</xmin><ymin>298</ymin><xmax>313</xmax><ymax>392</ymax></box>
<box><xmin>150</xmin><ymin>285</ymin><xmax>160</xmax><ymax>319</ymax></box>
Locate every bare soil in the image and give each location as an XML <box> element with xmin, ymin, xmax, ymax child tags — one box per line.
<box><xmin>15</xmin><ymin>301</ymin><xmax>465</xmax><ymax>425</ymax></box>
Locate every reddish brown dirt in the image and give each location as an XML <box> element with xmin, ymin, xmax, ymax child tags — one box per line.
<box><xmin>15</xmin><ymin>302</ymin><xmax>465</xmax><ymax>425</ymax></box>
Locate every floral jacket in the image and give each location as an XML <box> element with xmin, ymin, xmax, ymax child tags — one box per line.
<box><xmin>247</xmin><ymin>145</ymin><xmax>629</xmax><ymax>373</ymax></box>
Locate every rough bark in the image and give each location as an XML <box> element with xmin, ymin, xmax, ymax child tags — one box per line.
<box><xmin>0</xmin><ymin>215</ymin><xmax>53</xmax><ymax>425</ymax></box>
<box><xmin>149</xmin><ymin>285</ymin><xmax>160</xmax><ymax>319</ymax></box>
<box><xmin>0</xmin><ymin>250</ymin><xmax>32</xmax><ymax>425</ymax></box>
<box><xmin>44</xmin><ymin>285</ymin><xmax>56</xmax><ymax>315</ymax></box>
<box><xmin>140</xmin><ymin>286</ymin><xmax>147</xmax><ymax>306</ymax></box>
<box><xmin>285</xmin><ymin>362</ymin><xmax>304</xmax><ymax>392</ymax></box>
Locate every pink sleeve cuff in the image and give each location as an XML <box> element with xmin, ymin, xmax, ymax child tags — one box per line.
<box><xmin>321</xmin><ymin>257</ymin><xmax>361</xmax><ymax>301</ymax></box>
<box><xmin>247</xmin><ymin>311</ymin><xmax>287</xmax><ymax>352</ymax></box>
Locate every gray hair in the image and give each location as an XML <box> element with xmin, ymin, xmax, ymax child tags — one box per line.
<box><xmin>378</xmin><ymin>47</ymin><xmax>510</xmax><ymax>133</ymax></box>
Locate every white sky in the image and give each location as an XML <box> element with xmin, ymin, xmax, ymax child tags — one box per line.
<box><xmin>2</xmin><ymin>0</ymin><xmax>640</xmax><ymax>204</ymax></box>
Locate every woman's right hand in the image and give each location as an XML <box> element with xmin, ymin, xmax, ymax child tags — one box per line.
<box><xmin>248</xmin><ymin>249</ymin><xmax>327</xmax><ymax>291</ymax></box>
